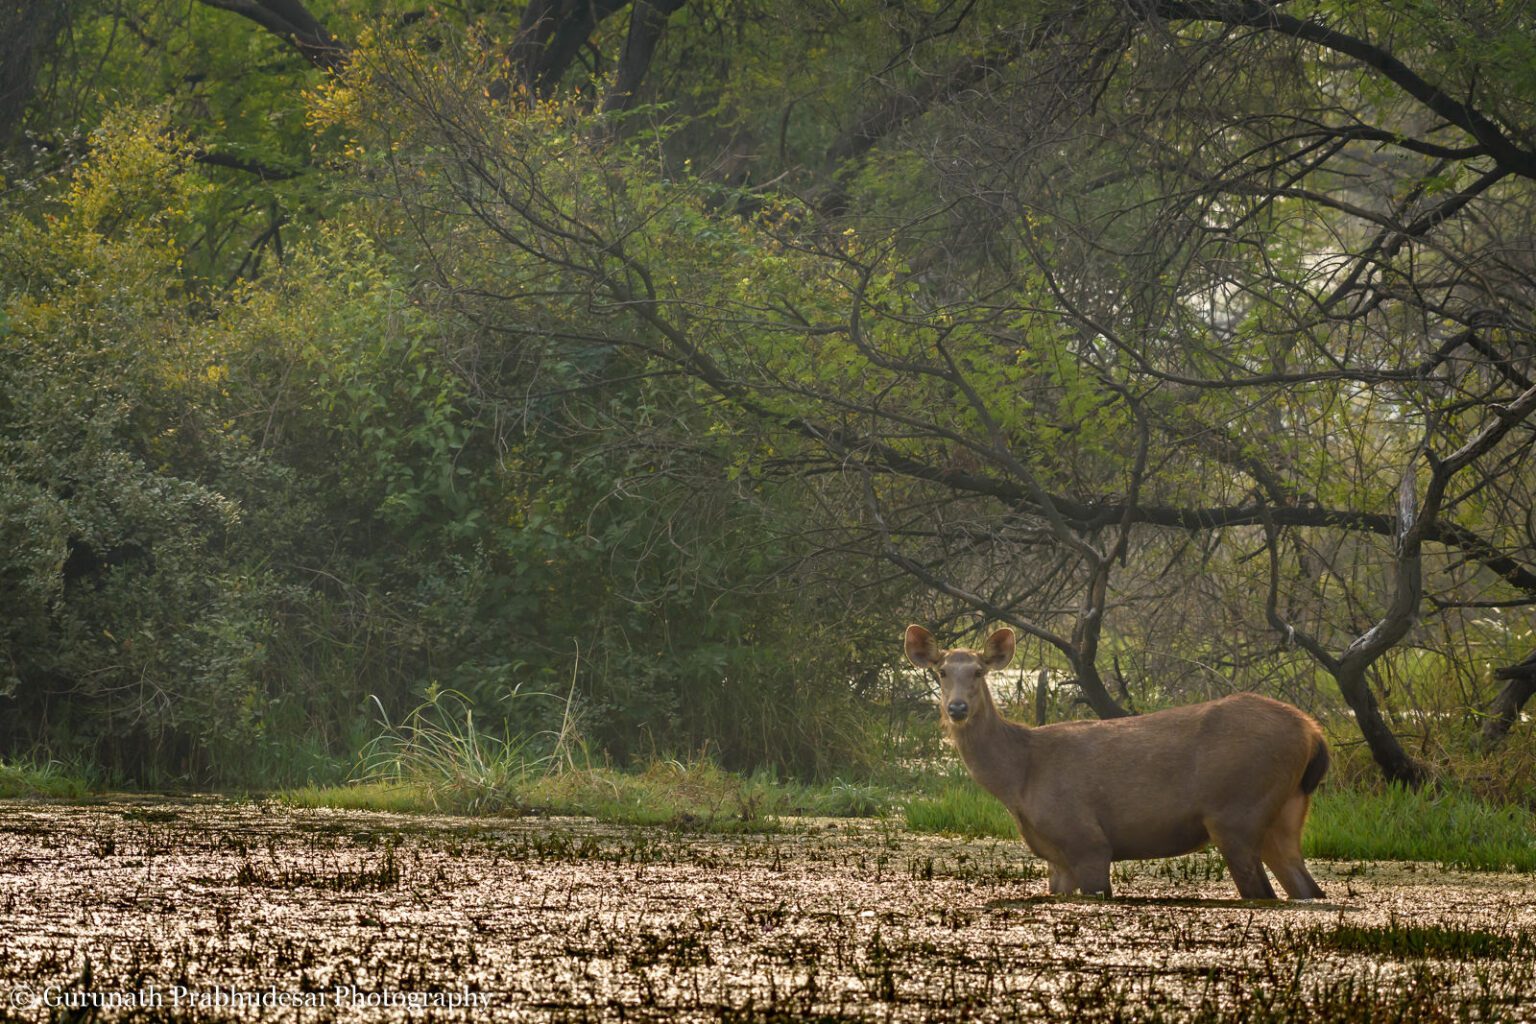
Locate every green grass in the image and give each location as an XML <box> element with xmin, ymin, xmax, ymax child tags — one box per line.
<box><xmin>277</xmin><ymin>688</ymin><xmax>1536</xmax><ymax>863</ymax></box>
<box><xmin>904</xmin><ymin>773</ymin><xmax>1536</xmax><ymax>871</ymax></box>
<box><xmin>1304</xmin><ymin>782</ymin><xmax>1536</xmax><ymax>871</ymax></box>
<box><xmin>0</xmin><ymin>759</ymin><xmax>90</xmax><ymax>799</ymax></box>
<box><xmin>283</xmin><ymin>781</ymin><xmax>437</xmax><ymax>815</ymax></box>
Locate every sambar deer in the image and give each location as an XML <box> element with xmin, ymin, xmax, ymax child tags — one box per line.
<box><xmin>905</xmin><ymin>624</ymin><xmax>1328</xmax><ymax>899</ymax></box>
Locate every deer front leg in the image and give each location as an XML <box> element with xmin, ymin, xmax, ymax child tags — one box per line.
<box><xmin>1071</xmin><ymin>853</ymin><xmax>1112</xmax><ymax>897</ymax></box>
<box><xmin>1046</xmin><ymin>854</ymin><xmax>1111</xmax><ymax>896</ymax></box>
<box><xmin>1044</xmin><ymin>823</ymin><xmax>1113</xmax><ymax>896</ymax></box>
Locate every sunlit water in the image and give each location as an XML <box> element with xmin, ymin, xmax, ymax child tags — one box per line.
<box><xmin>1</xmin><ymin>799</ymin><xmax>1533</xmax><ymax>1021</ymax></box>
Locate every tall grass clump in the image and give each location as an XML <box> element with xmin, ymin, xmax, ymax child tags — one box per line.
<box><xmin>0</xmin><ymin>759</ymin><xmax>90</xmax><ymax>799</ymax></box>
<box><xmin>903</xmin><ymin>772</ymin><xmax>1015</xmax><ymax>838</ymax></box>
<box><xmin>349</xmin><ymin>688</ymin><xmax>559</xmax><ymax>815</ymax></box>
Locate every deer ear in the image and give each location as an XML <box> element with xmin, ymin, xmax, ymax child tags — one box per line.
<box><xmin>904</xmin><ymin>625</ymin><xmax>942</xmax><ymax>669</ymax></box>
<box><xmin>981</xmin><ymin>627</ymin><xmax>1016</xmax><ymax>670</ymax></box>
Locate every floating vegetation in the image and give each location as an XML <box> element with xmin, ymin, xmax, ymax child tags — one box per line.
<box><xmin>1287</xmin><ymin>916</ymin><xmax>1536</xmax><ymax>961</ymax></box>
<box><xmin>233</xmin><ymin>845</ymin><xmax>402</xmax><ymax>891</ymax></box>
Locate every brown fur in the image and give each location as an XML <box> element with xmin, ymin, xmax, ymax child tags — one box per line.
<box><xmin>905</xmin><ymin>624</ymin><xmax>1327</xmax><ymax>899</ymax></box>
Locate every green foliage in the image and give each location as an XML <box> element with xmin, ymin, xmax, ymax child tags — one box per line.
<box><xmin>7</xmin><ymin>0</ymin><xmax>1536</xmax><ymax>812</ymax></box>
<box><xmin>0</xmin><ymin>110</ymin><xmax>279</xmax><ymax>767</ymax></box>
<box><xmin>0</xmin><ymin>94</ymin><xmax>894</xmax><ymax>783</ymax></box>
<box><xmin>0</xmin><ymin>111</ymin><xmax>519</xmax><ymax>778</ymax></box>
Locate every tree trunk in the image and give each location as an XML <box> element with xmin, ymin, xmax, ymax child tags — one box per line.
<box><xmin>602</xmin><ymin>0</ymin><xmax>685</xmax><ymax>114</ymax></box>
<box><xmin>511</xmin><ymin>0</ymin><xmax>629</xmax><ymax>98</ymax></box>
<box><xmin>1334</xmin><ymin>662</ymin><xmax>1426</xmax><ymax>786</ymax></box>
<box><xmin>196</xmin><ymin>0</ymin><xmax>346</xmax><ymax>71</ymax></box>
<box><xmin>0</xmin><ymin>0</ymin><xmax>74</xmax><ymax>148</ymax></box>
<box><xmin>1073</xmin><ymin>659</ymin><xmax>1132</xmax><ymax>719</ymax></box>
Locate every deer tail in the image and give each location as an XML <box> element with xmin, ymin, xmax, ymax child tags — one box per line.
<box><xmin>1300</xmin><ymin>739</ymin><xmax>1329</xmax><ymax>796</ymax></box>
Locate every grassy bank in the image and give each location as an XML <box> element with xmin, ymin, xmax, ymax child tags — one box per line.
<box><xmin>283</xmin><ymin>745</ymin><xmax>1536</xmax><ymax>874</ymax></box>
<box><xmin>903</xmin><ymin>773</ymin><xmax>1536</xmax><ymax>872</ymax></box>
<box><xmin>1305</xmin><ymin>782</ymin><xmax>1536</xmax><ymax>870</ymax></box>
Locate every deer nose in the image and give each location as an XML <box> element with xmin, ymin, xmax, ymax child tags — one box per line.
<box><xmin>947</xmin><ymin>700</ymin><xmax>969</xmax><ymax>721</ymax></box>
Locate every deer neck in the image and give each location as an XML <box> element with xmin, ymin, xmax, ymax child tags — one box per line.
<box><xmin>947</xmin><ymin>698</ymin><xmax>1031</xmax><ymax>799</ymax></box>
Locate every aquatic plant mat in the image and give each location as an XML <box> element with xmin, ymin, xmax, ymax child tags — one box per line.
<box><xmin>1</xmin><ymin>800</ymin><xmax>1533</xmax><ymax>1022</ymax></box>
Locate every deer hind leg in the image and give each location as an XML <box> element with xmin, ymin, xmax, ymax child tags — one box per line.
<box><xmin>1260</xmin><ymin>793</ymin><xmax>1325</xmax><ymax>900</ymax></box>
<box><xmin>1207</xmin><ymin>821</ymin><xmax>1277</xmax><ymax>900</ymax></box>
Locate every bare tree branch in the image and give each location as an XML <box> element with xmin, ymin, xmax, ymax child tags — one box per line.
<box><xmin>1149</xmin><ymin>0</ymin><xmax>1536</xmax><ymax>180</ymax></box>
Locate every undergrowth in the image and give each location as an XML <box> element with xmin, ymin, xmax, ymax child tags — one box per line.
<box><xmin>281</xmin><ymin>689</ymin><xmax>890</xmax><ymax>830</ymax></box>
<box><xmin>284</xmin><ymin>691</ymin><xmax>1536</xmax><ymax>865</ymax></box>
<box><xmin>284</xmin><ymin>760</ymin><xmax>889</xmax><ymax>831</ymax></box>
<box><xmin>34</xmin><ymin>683</ymin><xmax>1524</xmax><ymax>870</ymax></box>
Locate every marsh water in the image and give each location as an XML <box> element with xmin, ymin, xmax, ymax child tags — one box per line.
<box><xmin>1</xmin><ymin>799</ymin><xmax>1533</xmax><ymax>1021</ymax></box>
